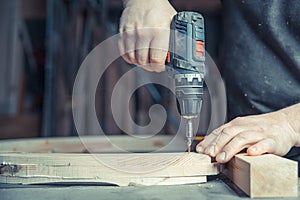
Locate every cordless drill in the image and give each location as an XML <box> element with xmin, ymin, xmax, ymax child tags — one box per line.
<box><xmin>166</xmin><ymin>12</ymin><xmax>205</xmax><ymax>153</ymax></box>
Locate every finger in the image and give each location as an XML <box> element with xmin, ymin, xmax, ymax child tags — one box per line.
<box><xmin>141</xmin><ymin>50</ymin><xmax>154</xmax><ymax>72</ymax></box>
<box><xmin>207</xmin><ymin>126</ymin><xmax>250</xmax><ymax>157</ymax></box>
<box><xmin>216</xmin><ymin>131</ymin><xmax>265</xmax><ymax>163</ymax></box>
<box><xmin>247</xmin><ymin>138</ymin><xmax>276</xmax><ymax>156</ymax></box>
<box><xmin>121</xmin><ymin>29</ymin><xmax>136</xmax><ymax>64</ymax></box>
<box><xmin>125</xmin><ymin>35</ymin><xmax>136</xmax><ymax>64</ymax></box>
<box><xmin>149</xmin><ymin>49</ymin><xmax>166</xmax><ymax>72</ymax></box>
<box><xmin>196</xmin><ymin>124</ymin><xmax>228</xmax><ymax>153</ymax></box>
<box><xmin>118</xmin><ymin>34</ymin><xmax>126</xmax><ymax>57</ymax></box>
<box><xmin>149</xmin><ymin>30</ymin><xmax>169</xmax><ymax>72</ymax></box>
<box><xmin>118</xmin><ymin>34</ymin><xmax>132</xmax><ymax>64</ymax></box>
<box><xmin>135</xmin><ymin>48</ymin><xmax>149</xmax><ymax>66</ymax></box>
<box><xmin>119</xmin><ymin>26</ymin><xmax>135</xmax><ymax>64</ymax></box>
<box><xmin>135</xmin><ymin>32</ymin><xmax>150</xmax><ymax>66</ymax></box>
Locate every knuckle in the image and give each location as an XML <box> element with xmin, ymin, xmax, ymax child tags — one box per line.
<box><xmin>127</xmin><ymin>54</ymin><xmax>135</xmax><ymax>63</ymax></box>
<box><xmin>150</xmin><ymin>55</ymin><xmax>165</xmax><ymax>64</ymax></box>
<box><xmin>150</xmin><ymin>58</ymin><xmax>164</xmax><ymax>64</ymax></box>
<box><xmin>222</xmin><ymin>142</ymin><xmax>242</xmax><ymax>155</ymax></box>
<box><xmin>211</xmin><ymin>129</ymin><xmax>220</xmax><ymax>136</ymax></box>
<box><xmin>221</xmin><ymin>147</ymin><xmax>233</xmax><ymax>157</ymax></box>
<box><xmin>231</xmin><ymin>116</ymin><xmax>244</xmax><ymax>124</ymax></box>
<box><xmin>123</xmin><ymin>56</ymin><xmax>133</xmax><ymax>64</ymax></box>
<box><xmin>135</xmin><ymin>50</ymin><xmax>149</xmax><ymax>65</ymax></box>
<box><xmin>122</xmin><ymin>26</ymin><xmax>136</xmax><ymax>34</ymax></box>
<box><xmin>221</xmin><ymin>127</ymin><xmax>236</xmax><ymax>137</ymax></box>
<box><xmin>127</xmin><ymin>52</ymin><xmax>134</xmax><ymax>59</ymax></box>
<box><xmin>259</xmin><ymin>139</ymin><xmax>276</xmax><ymax>153</ymax></box>
<box><xmin>210</xmin><ymin>125</ymin><xmax>226</xmax><ymax>136</ymax></box>
<box><xmin>235</xmin><ymin>133</ymin><xmax>249</xmax><ymax>141</ymax></box>
<box><xmin>136</xmin><ymin>58</ymin><xmax>147</xmax><ymax>66</ymax></box>
<box><xmin>196</xmin><ymin>138</ymin><xmax>211</xmax><ymax>148</ymax></box>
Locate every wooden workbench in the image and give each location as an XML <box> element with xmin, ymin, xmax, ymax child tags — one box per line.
<box><xmin>1</xmin><ymin>177</ymin><xmax>300</xmax><ymax>200</ymax></box>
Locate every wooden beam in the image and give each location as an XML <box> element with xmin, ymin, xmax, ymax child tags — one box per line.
<box><xmin>0</xmin><ymin>152</ymin><xmax>219</xmax><ymax>186</ymax></box>
<box><xmin>222</xmin><ymin>154</ymin><xmax>298</xmax><ymax>198</ymax></box>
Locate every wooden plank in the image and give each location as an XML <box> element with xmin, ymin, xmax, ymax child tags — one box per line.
<box><xmin>0</xmin><ymin>175</ymin><xmax>207</xmax><ymax>186</ymax></box>
<box><xmin>0</xmin><ymin>152</ymin><xmax>219</xmax><ymax>186</ymax></box>
<box><xmin>222</xmin><ymin>153</ymin><xmax>298</xmax><ymax>198</ymax></box>
<box><xmin>0</xmin><ymin>135</ymin><xmax>185</xmax><ymax>153</ymax></box>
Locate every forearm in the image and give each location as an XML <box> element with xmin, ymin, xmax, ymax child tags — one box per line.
<box><xmin>279</xmin><ymin>103</ymin><xmax>300</xmax><ymax>146</ymax></box>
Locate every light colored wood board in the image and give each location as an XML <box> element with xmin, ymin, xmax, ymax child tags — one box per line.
<box><xmin>222</xmin><ymin>153</ymin><xmax>298</xmax><ymax>198</ymax></box>
<box><xmin>0</xmin><ymin>135</ymin><xmax>185</xmax><ymax>153</ymax></box>
<box><xmin>0</xmin><ymin>152</ymin><xmax>219</xmax><ymax>185</ymax></box>
<box><xmin>0</xmin><ymin>175</ymin><xmax>207</xmax><ymax>186</ymax></box>
<box><xmin>0</xmin><ymin>152</ymin><xmax>218</xmax><ymax>176</ymax></box>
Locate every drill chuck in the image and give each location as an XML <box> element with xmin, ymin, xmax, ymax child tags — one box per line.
<box><xmin>175</xmin><ymin>73</ymin><xmax>203</xmax><ymax>118</ymax></box>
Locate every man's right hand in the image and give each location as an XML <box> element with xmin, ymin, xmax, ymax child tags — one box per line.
<box><xmin>118</xmin><ymin>0</ymin><xmax>176</xmax><ymax>72</ymax></box>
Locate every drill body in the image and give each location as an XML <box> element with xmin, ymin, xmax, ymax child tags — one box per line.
<box><xmin>166</xmin><ymin>12</ymin><xmax>205</xmax><ymax>152</ymax></box>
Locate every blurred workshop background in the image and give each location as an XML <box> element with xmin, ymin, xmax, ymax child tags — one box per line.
<box><xmin>0</xmin><ymin>0</ymin><xmax>222</xmax><ymax>140</ymax></box>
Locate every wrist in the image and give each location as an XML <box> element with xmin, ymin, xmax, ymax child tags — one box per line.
<box><xmin>280</xmin><ymin>103</ymin><xmax>300</xmax><ymax>146</ymax></box>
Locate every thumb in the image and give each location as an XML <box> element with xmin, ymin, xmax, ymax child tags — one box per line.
<box><xmin>247</xmin><ymin>138</ymin><xmax>276</xmax><ymax>156</ymax></box>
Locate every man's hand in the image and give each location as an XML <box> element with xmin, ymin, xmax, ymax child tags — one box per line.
<box><xmin>196</xmin><ymin>104</ymin><xmax>300</xmax><ymax>163</ymax></box>
<box><xmin>119</xmin><ymin>0</ymin><xmax>176</xmax><ymax>72</ymax></box>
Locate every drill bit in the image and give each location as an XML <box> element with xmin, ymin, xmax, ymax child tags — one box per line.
<box><xmin>186</xmin><ymin>119</ymin><xmax>193</xmax><ymax>153</ymax></box>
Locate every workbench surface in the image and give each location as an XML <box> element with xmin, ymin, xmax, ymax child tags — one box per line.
<box><xmin>1</xmin><ymin>177</ymin><xmax>299</xmax><ymax>200</ymax></box>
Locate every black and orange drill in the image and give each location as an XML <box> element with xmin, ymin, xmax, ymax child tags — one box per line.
<box><xmin>166</xmin><ymin>12</ymin><xmax>205</xmax><ymax>152</ymax></box>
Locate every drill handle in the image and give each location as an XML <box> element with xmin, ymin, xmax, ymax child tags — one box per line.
<box><xmin>166</xmin><ymin>11</ymin><xmax>205</xmax><ymax>74</ymax></box>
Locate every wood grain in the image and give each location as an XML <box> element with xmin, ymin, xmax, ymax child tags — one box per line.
<box><xmin>0</xmin><ymin>135</ymin><xmax>185</xmax><ymax>153</ymax></box>
<box><xmin>0</xmin><ymin>152</ymin><xmax>219</xmax><ymax>186</ymax></box>
<box><xmin>222</xmin><ymin>154</ymin><xmax>298</xmax><ymax>198</ymax></box>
